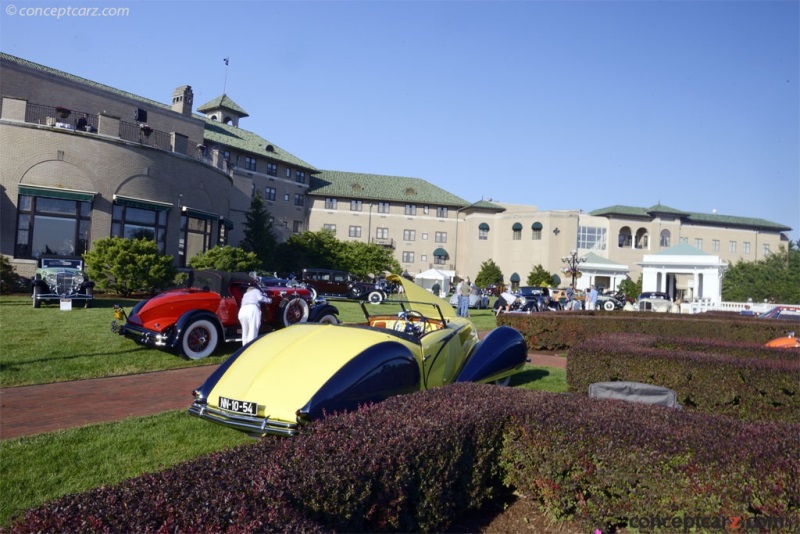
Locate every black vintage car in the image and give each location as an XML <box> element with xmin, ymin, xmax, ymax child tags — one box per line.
<box><xmin>300</xmin><ymin>268</ymin><xmax>388</xmax><ymax>303</ymax></box>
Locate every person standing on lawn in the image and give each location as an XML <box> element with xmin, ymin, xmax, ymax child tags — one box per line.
<box><xmin>238</xmin><ymin>286</ymin><xmax>271</xmax><ymax>346</ymax></box>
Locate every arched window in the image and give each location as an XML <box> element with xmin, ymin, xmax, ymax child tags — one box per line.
<box><xmin>531</xmin><ymin>221</ymin><xmax>543</xmax><ymax>240</ymax></box>
<box><xmin>660</xmin><ymin>229</ymin><xmax>671</xmax><ymax>248</ymax></box>
<box><xmin>635</xmin><ymin>228</ymin><xmax>649</xmax><ymax>249</ymax></box>
<box><xmin>478</xmin><ymin>222</ymin><xmax>489</xmax><ymax>240</ymax></box>
<box><xmin>512</xmin><ymin>222</ymin><xmax>522</xmax><ymax>241</ymax></box>
<box><xmin>618</xmin><ymin>226</ymin><xmax>632</xmax><ymax>248</ymax></box>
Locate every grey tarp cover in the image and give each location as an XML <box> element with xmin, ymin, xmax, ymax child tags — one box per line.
<box><xmin>589</xmin><ymin>381</ymin><xmax>682</xmax><ymax>409</ymax></box>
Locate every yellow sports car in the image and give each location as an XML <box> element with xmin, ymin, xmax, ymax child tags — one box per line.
<box><xmin>189</xmin><ymin>275</ymin><xmax>527</xmax><ymax>437</ymax></box>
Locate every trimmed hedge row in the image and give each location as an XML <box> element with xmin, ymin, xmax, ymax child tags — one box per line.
<box><xmin>8</xmin><ymin>385</ymin><xmax>800</xmax><ymax>533</ymax></box>
<box><xmin>497</xmin><ymin>311</ymin><xmax>800</xmax><ymax>350</ymax></box>
<box><xmin>567</xmin><ymin>334</ymin><xmax>800</xmax><ymax>423</ymax></box>
<box><xmin>500</xmin><ymin>390</ymin><xmax>800</xmax><ymax>532</ymax></box>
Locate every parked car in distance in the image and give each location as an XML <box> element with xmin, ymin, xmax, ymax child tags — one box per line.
<box><xmin>188</xmin><ymin>274</ymin><xmax>527</xmax><ymax>437</ymax></box>
<box><xmin>31</xmin><ymin>255</ymin><xmax>94</xmax><ymax>308</ymax></box>
<box><xmin>765</xmin><ymin>331</ymin><xmax>799</xmax><ymax>349</ymax></box>
<box><xmin>636</xmin><ymin>291</ymin><xmax>673</xmax><ymax>312</ymax></box>
<box><xmin>300</xmin><ymin>268</ymin><xmax>387</xmax><ymax>303</ymax></box>
<box><xmin>112</xmin><ymin>270</ymin><xmax>339</xmax><ymax>360</ymax></box>
<box><xmin>449</xmin><ymin>286</ymin><xmax>490</xmax><ymax>309</ymax></box>
<box><xmin>596</xmin><ymin>290</ymin><xmax>627</xmax><ymax>311</ymax></box>
<box><xmin>515</xmin><ymin>286</ymin><xmax>559</xmax><ymax>312</ymax></box>
<box><xmin>758</xmin><ymin>306</ymin><xmax>800</xmax><ymax>321</ymax></box>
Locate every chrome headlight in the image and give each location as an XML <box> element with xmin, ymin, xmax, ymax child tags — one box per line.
<box><xmin>45</xmin><ymin>273</ymin><xmax>57</xmax><ymax>287</ymax></box>
<box><xmin>73</xmin><ymin>274</ymin><xmax>85</xmax><ymax>286</ymax></box>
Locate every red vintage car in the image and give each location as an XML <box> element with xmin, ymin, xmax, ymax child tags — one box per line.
<box><xmin>112</xmin><ymin>270</ymin><xmax>339</xmax><ymax>359</ymax></box>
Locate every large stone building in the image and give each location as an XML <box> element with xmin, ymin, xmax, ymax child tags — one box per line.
<box><xmin>1</xmin><ymin>52</ymin><xmax>792</xmax><ymax>302</ymax></box>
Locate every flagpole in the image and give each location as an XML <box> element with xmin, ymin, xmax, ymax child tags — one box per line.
<box><xmin>223</xmin><ymin>57</ymin><xmax>229</xmax><ymax>94</ymax></box>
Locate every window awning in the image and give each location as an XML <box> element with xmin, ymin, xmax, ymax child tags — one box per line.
<box><xmin>478</xmin><ymin>222</ymin><xmax>490</xmax><ymax>231</ymax></box>
<box><xmin>532</xmin><ymin>222</ymin><xmax>543</xmax><ymax>230</ymax></box>
<box><xmin>512</xmin><ymin>222</ymin><xmax>523</xmax><ymax>231</ymax></box>
<box><xmin>182</xmin><ymin>206</ymin><xmax>218</xmax><ymax>221</ymax></box>
<box><xmin>20</xmin><ymin>185</ymin><xmax>95</xmax><ymax>202</ymax></box>
<box><xmin>433</xmin><ymin>247</ymin><xmax>448</xmax><ymax>257</ymax></box>
<box><xmin>510</xmin><ymin>272</ymin><xmax>520</xmax><ymax>282</ymax></box>
<box><xmin>220</xmin><ymin>216</ymin><xmax>234</xmax><ymax>229</ymax></box>
<box><xmin>113</xmin><ymin>194</ymin><xmax>172</xmax><ymax>211</ymax></box>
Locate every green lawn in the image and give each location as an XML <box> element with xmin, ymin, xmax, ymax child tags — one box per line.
<box><xmin>0</xmin><ymin>293</ymin><xmax>564</xmax><ymax>526</ymax></box>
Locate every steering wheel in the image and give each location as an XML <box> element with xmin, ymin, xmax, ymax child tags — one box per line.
<box><xmin>404</xmin><ymin>310</ymin><xmax>426</xmax><ymax>335</ymax></box>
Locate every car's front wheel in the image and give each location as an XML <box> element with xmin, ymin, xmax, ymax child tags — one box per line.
<box><xmin>181</xmin><ymin>319</ymin><xmax>219</xmax><ymax>360</ymax></box>
<box><xmin>281</xmin><ymin>297</ymin><xmax>310</xmax><ymax>327</ymax></box>
<box><xmin>367</xmin><ymin>290</ymin><xmax>384</xmax><ymax>304</ymax></box>
<box><xmin>493</xmin><ymin>376</ymin><xmax>512</xmax><ymax>386</ymax></box>
<box><xmin>315</xmin><ymin>312</ymin><xmax>339</xmax><ymax>325</ymax></box>
<box><xmin>32</xmin><ymin>285</ymin><xmax>41</xmax><ymax>308</ymax></box>
<box><xmin>348</xmin><ymin>285</ymin><xmax>364</xmax><ymax>300</ymax></box>
<box><xmin>603</xmin><ymin>300</ymin><xmax>616</xmax><ymax>311</ymax></box>
<box><xmin>84</xmin><ymin>286</ymin><xmax>93</xmax><ymax>308</ymax></box>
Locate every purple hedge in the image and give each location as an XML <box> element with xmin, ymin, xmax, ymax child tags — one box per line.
<box><xmin>7</xmin><ymin>385</ymin><xmax>800</xmax><ymax>533</ymax></box>
<box><xmin>500</xmin><ymin>389</ymin><xmax>800</xmax><ymax>533</ymax></box>
<box><xmin>497</xmin><ymin>311</ymin><xmax>800</xmax><ymax>350</ymax></box>
<box><xmin>567</xmin><ymin>334</ymin><xmax>800</xmax><ymax>422</ymax></box>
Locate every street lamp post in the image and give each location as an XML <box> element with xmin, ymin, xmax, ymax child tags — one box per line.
<box><xmin>561</xmin><ymin>250</ymin><xmax>586</xmax><ymax>288</ymax></box>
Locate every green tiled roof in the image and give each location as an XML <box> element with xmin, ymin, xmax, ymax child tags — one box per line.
<box><xmin>202</xmin><ymin>119</ymin><xmax>317</xmax><ymax>171</ymax></box>
<box><xmin>655</xmin><ymin>242</ymin><xmax>709</xmax><ymax>256</ymax></box>
<box><xmin>467</xmin><ymin>199</ymin><xmax>506</xmax><ymax>212</ymax></box>
<box><xmin>308</xmin><ymin>171</ymin><xmax>469</xmax><ymax>206</ymax></box>
<box><xmin>196</xmin><ymin>94</ymin><xmax>249</xmax><ymax>117</ymax></box>
<box><xmin>590</xmin><ymin>204</ymin><xmax>791</xmax><ymax>232</ymax></box>
<box><xmin>583</xmin><ymin>252</ymin><xmax>627</xmax><ymax>267</ymax></box>
<box><xmin>1</xmin><ymin>52</ymin><xmax>173</xmax><ymax>112</ymax></box>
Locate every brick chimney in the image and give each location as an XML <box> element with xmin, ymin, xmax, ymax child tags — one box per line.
<box><xmin>171</xmin><ymin>85</ymin><xmax>193</xmax><ymax>116</ymax></box>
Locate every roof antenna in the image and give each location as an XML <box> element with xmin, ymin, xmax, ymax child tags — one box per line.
<box><xmin>223</xmin><ymin>57</ymin><xmax>230</xmax><ymax>95</ymax></box>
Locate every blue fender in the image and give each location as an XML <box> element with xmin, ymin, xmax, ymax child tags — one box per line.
<box><xmin>298</xmin><ymin>341</ymin><xmax>420</xmax><ymax>421</ymax></box>
<box><xmin>456</xmin><ymin>326</ymin><xmax>527</xmax><ymax>383</ymax></box>
<box><xmin>191</xmin><ymin>343</ymin><xmax>250</xmax><ymax>402</ymax></box>
<box><xmin>171</xmin><ymin>310</ymin><xmax>223</xmax><ymax>350</ymax></box>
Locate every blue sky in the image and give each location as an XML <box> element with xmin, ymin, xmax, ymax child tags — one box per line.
<box><xmin>2</xmin><ymin>0</ymin><xmax>798</xmax><ymax>240</ymax></box>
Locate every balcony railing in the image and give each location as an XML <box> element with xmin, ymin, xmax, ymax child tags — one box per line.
<box><xmin>25</xmin><ymin>103</ymin><xmax>98</xmax><ymax>131</ymax></box>
<box><xmin>370</xmin><ymin>237</ymin><xmax>395</xmax><ymax>248</ymax></box>
<box><xmin>11</xmin><ymin>101</ymin><xmax>223</xmax><ymax>172</ymax></box>
<box><xmin>119</xmin><ymin>120</ymin><xmax>172</xmax><ymax>151</ymax></box>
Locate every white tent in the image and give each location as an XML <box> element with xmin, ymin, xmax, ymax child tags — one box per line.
<box><xmin>414</xmin><ymin>268</ymin><xmax>452</xmax><ymax>297</ymax></box>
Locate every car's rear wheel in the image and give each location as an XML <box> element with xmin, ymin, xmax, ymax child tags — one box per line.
<box><xmin>281</xmin><ymin>297</ymin><xmax>310</xmax><ymax>327</ymax></box>
<box><xmin>367</xmin><ymin>290</ymin><xmax>384</xmax><ymax>304</ymax></box>
<box><xmin>181</xmin><ymin>319</ymin><xmax>218</xmax><ymax>360</ymax></box>
<box><xmin>32</xmin><ymin>286</ymin><xmax>41</xmax><ymax>308</ymax></box>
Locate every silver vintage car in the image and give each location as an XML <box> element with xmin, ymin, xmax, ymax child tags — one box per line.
<box><xmin>31</xmin><ymin>256</ymin><xmax>94</xmax><ymax>308</ymax></box>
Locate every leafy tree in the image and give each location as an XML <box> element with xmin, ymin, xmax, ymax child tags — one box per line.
<box><xmin>273</xmin><ymin>229</ymin><xmax>343</xmax><ymax>274</ymax></box>
<box><xmin>722</xmin><ymin>243</ymin><xmax>800</xmax><ymax>303</ymax></box>
<box><xmin>0</xmin><ymin>255</ymin><xmax>25</xmax><ymax>294</ymax></box>
<box><xmin>240</xmin><ymin>192</ymin><xmax>277</xmax><ymax>268</ymax></box>
<box><xmin>83</xmin><ymin>237</ymin><xmax>176</xmax><ymax>296</ymax></box>
<box><xmin>526</xmin><ymin>264</ymin><xmax>556</xmax><ymax>287</ymax></box>
<box><xmin>475</xmin><ymin>259</ymin><xmax>504</xmax><ymax>288</ymax></box>
<box><xmin>188</xmin><ymin>246</ymin><xmax>261</xmax><ymax>272</ymax></box>
<box><xmin>618</xmin><ymin>275</ymin><xmax>642</xmax><ymax>299</ymax></box>
<box><xmin>341</xmin><ymin>241</ymin><xmax>402</xmax><ymax>279</ymax></box>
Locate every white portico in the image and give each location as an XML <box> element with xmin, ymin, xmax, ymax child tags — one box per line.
<box><xmin>638</xmin><ymin>243</ymin><xmax>728</xmax><ymax>303</ymax></box>
<box><xmin>577</xmin><ymin>252</ymin><xmax>629</xmax><ymax>292</ymax></box>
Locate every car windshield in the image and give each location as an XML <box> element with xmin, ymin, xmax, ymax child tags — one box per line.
<box><xmin>40</xmin><ymin>258</ymin><xmax>82</xmax><ymax>269</ymax></box>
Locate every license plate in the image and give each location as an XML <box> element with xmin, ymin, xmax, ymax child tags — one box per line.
<box><xmin>218</xmin><ymin>396</ymin><xmax>257</xmax><ymax>416</ymax></box>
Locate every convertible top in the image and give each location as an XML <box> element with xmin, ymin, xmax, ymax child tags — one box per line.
<box><xmin>187</xmin><ymin>270</ymin><xmax>256</xmax><ymax>297</ymax></box>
